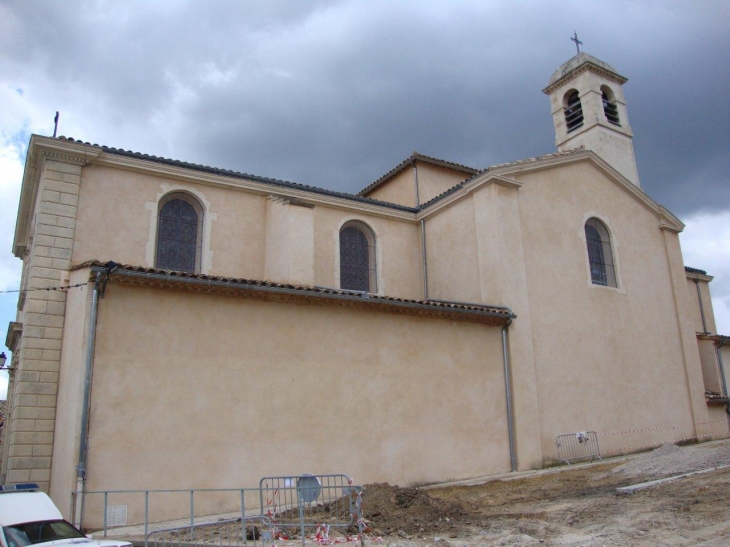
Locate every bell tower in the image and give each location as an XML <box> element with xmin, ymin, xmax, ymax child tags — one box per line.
<box><xmin>543</xmin><ymin>51</ymin><xmax>640</xmax><ymax>187</ymax></box>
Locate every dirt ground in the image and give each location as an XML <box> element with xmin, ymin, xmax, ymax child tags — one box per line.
<box><xmin>356</xmin><ymin>442</ymin><xmax>730</xmax><ymax>547</ymax></box>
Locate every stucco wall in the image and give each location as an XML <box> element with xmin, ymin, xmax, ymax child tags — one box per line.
<box><xmin>424</xmin><ymin>198</ymin><xmax>481</xmax><ymax>303</ymax></box>
<box><xmin>75</xmin><ymin>165</ymin><xmax>267</xmax><ymax>279</ymax></box>
<box><xmin>416</xmin><ymin>163</ymin><xmax>472</xmax><ymax>205</ymax></box>
<box><xmin>364</xmin><ymin>169</ymin><xmax>416</xmax><ymax>208</ymax></box>
<box><xmin>513</xmin><ymin>161</ymin><xmax>705</xmax><ymax>459</ymax></box>
<box><xmin>312</xmin><ymin>206</ymin><xmax>422</xmax><ymax>298</ymax></box>
<box><xmin>75</xmin><ymin>165</ymin><xmax>424</xmax><ymax>298</ymax></box>
<box><xmin>78</xmin><ymin>282</ymin><xmax>508</xmax><ymax>526</ymax></box>
<box><xmin>49</xmin><ymin>268</ymin><xmax>92</xmax><ymax>517</ymax></box>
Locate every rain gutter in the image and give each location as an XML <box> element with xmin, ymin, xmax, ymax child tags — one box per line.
<box><xmin>716</xmin><ymin>337</ymin><xmax>729</xmax><ymax>400</ymax></box>
<box><xmin>413</xmin><ymin>162</ymin><xmax>421</xmax><ymax>207</ymax></box>
<box><xmin>88</xmin><ymin>266</ymin><xmax>513</xmax><ymax>323</ymax></box>
<box><xmin>694</xmin><ymin>279</ymin><xmax>709</xmax><ymax>334</ymax></box>
<box><xmin>420</xmin><ymin>219</ymin><xmax>429</xmax><ymax>299</ymax></box>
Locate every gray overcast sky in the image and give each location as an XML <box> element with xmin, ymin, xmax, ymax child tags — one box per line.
<box><xmin>1</xmin><ymin>0</ymin><xmax>729</xmax><ymax>394</ymax></box>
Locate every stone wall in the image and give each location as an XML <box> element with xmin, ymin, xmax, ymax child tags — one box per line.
<box><xmin>1</xmin><ymin>155</ymin><xmax>82</xmax><ymax>490</ymax></box>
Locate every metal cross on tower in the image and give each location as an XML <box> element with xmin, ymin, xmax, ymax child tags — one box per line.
<box><xmin>571</xmin><ymin>31</ymin><xmax>583</xmax><ymax>54</ymax></box>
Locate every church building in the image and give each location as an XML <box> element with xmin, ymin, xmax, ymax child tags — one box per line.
<box><xmin>2</xmin><ymin>52</ymin><xmax>729</xmax><ymax>526</ymax></box>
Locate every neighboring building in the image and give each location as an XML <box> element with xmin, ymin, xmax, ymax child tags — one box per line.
<box><xmin>1</xmin><ymin>52</ymin><xmax>728</xmax><ymax>526</ymax></box>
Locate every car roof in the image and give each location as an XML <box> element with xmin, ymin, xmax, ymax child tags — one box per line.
<box><xmin>0</xmin><ymin>491</ymin><xmax>63</xmax><ymax>527</ymax></box>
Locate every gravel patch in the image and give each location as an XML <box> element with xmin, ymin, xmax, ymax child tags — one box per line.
<box><xmin>612</xmin><ymin>442</ymin><xmax>730</xmax><ymax>477</ymax></box>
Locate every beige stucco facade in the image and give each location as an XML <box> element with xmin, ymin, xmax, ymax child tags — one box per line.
<box><xmin>2</xmin><ymin>51</ymin><xmax>729</xmax><ymax>528</ymax></box>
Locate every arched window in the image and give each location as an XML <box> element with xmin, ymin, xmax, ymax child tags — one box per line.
<box><xmin>585</xmin><ymin>218</ymin><xmax>616</xmax><ymax>287</ymax></box>
<box><xmin>601</xmin><ymin>86</ymin><xmax>620</xmax><ymax>125</ymax></box>
<box><xmin>339</xmin><ymin>221</ymin><xmax>376</xmax><ymax>292</ymax></box>
<box><xmin>564</xmin><ymin>90</ymin><xmax>584</xmax><ymax>132</ymax></box>
<box><xmin>155</xmin><ymin>193</ymin><xmax>203</xmax><ymax>273</ymax></box>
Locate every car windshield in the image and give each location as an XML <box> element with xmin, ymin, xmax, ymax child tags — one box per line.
<box><xmin>3</xmin><ymin>520</ymin><xmax>85</xmax><ymax>547</ymax></box>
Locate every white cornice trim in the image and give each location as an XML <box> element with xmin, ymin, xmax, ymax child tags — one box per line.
<box><xmin>13</xmin><ymin>137</ymin><xmax>103</xmax><ymax>257</ymax></box>
<box><xmin>415</xmin><ymin>173</ymin><xmax>521</xmax><ymax>219</ymax></box>
<box><xmin>418</xmin><ymin>151</ymin><xmax>685</xmax><ymax>233</ymax></box>
<box><xmin>92</xmin><ymin>150</ymin><xmax>418</xmax><ymax>222</ymax></box>
<box><xmin>542</xmin><ymin>62</ymin><xmax>628</xmax><ymax>95</ymax></box>
<box><xmin>34</xmin><ymin>138</ymin><xmax>102</xmax><ymax>164</ymax></box>
<box><xmin>685</xmin><ymin>271</ymin><xmax>714</xmax><ymax>282</ymax></box>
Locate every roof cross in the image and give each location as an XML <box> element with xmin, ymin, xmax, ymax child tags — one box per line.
<box><xmin>571</xmin><ymin>31</ymin><xmax>583</xmax><ymax>54</ymax></box>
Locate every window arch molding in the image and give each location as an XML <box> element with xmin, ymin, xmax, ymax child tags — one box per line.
<box><xmin>335</xmin><ymin>218</ymin><xmax>380</xmax><ymax>293</ymax></box>
<box><xmin>145</xmin><ymin>184</ymin><xmax>216</xmax><ymax>274</ymax></box>
<box><xmin>582</xmin><ymin>214</ymin><xmax>621</xmax><ymax>290</ymax></box>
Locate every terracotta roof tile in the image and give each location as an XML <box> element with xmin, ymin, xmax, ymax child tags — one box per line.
<box><xmin>358</xmin><ymin>152</ymin><xmax>479</xmax><ymax>197</ymax></box>
<box><xmin>55</xmin><ymin>137</ymin><xmax>589</xmax><ymax>214</ymax></box>
<box><xmin>72</xmin><ymin>261</ymin><xmax>514</xmax><ymax>325</ymax></box>
<box><xmin>56</xmin><ymin>137</ymin><xmax>419</xmax><ymax>214</ymax></box>
<box><xmin>685</xmin><ymin>266</ymin><xmax>708</xmax><ymax>275</ymax></box>
<box><xmin>418</xmin><ymin>147</ymin><xmax>587</xmax><ymax>209</ymax></box>
<box><xmin>705</xmin><ymin>391</ymin><xmax>729</xmax><ymax>404</ymax></box>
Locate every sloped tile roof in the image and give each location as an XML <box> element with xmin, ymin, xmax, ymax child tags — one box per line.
<box><xmin>57</xmin><ymin>137</ymin><xmax>419</xmax><ymax>214</ymax></box>
<box><xmin>685</xmin><ymin>266</ymin><xmax>708</xmax><ymax>275</ymax></box>
<box><xmin>54</xmin><ymin>137</ymin><xmax>593</xmax><ymax>215</ymax></box>
<box><xmin>705</xmin><ymin>391</ymin><xmax>729</xmax><ymax>404</ymax></box>
<box><xmin>72</xmin><ymin>261</ymin><xmax>514</xmax><ymax>326</ymax></box>
<box><xmin>419</xmin><ymin>147</ymin><xmax>588</xmax><ymax>208</ymax></box>
<box><xmin>358</xmin><ymin>151</ymin><xmax>479</xmax><ymax>197</ymax></box>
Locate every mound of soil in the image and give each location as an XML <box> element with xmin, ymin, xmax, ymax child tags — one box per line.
<box><xmin>359</xmin><ymin>483</ymin><xmax>475</xmax><ymax>537</ymax></box>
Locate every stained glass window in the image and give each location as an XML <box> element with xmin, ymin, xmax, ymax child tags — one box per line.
<box><xmin>340</xmin><ymin>223</ymin><xmax>376</xmax><ymax>292</ymax></box>
<box><xmin>156</xmin><ymin>196</ymin><xmax>201</xmax><ymax>272</ymax></box>
<box><xmin>585</xmin><ymin>218</ymin><xmax>616</xmax><ymax>287</ymax></box>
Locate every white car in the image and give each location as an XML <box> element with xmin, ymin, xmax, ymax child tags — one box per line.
<box><xmin>0</xmin><ymin>484</ymin><xmax>130</xmax><ymax>547</ymax></box>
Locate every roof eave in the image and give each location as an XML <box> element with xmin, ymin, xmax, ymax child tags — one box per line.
<box><xmin>80</xmin><ymin>262</ymin><xmax>514</xmax><ymax>326</ymax></box>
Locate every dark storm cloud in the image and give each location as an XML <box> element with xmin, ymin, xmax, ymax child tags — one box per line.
<box><xmin>2</xmin><ymin>0</ymin><xmax>728</xmax><ymax>215</ymax></box>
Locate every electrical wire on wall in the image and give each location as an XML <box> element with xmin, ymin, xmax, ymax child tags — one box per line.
<box><xmin>0</xmin><ymin>282</ymin><xmax>87</xmax><ymax>294</ymax></box>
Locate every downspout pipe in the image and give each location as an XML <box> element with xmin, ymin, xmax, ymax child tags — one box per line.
<box><xmin>420</xmin><ymin>219</ymin><xmax>428</xmax><ymax>300</ymax></box>
<box><xmin>715</xmin><ymin>339</ymin><xmax>730</xmax><ymax>421</ymax></box>
<box><xmin>74</xmin><ymin>271</ymin><xmax>102</xmax><ymax>527</ymax></box>
<box><xmin>717</xmin><ymin>340</ymin><xmax>729</xmax><ymax>398</ymax></box>
<box><xmin>413</xmin><ymin>162</ymin><xmax>420</xmax><ymax>207</ymax></box>
<box><xmin>74</xmin><ymin>261</ymin><xmax>117</xmax><ymax>527</ymax></box>
<box><xmin>694</xmin><ymin>279</ymin><xmax>709</xmax><ymax>334</ymax></box>
<box><xmin>502</xmin><ymin>320</ymin><xmax>517</xmax><ymax>472</ymax></box>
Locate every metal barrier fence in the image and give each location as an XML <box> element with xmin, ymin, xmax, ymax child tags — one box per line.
<box><xmin>75</xmin><ymin>474</ymin><xmax>363</xmax><ymax>547</ymax></box>
<box><xmin>556</xmin><ymin>431</ymin><xmax>603</xmax><ymax>465</ymax></box>
<box><xmin>259</xmin><ymin>474</ymin><xmax>362</xmax><ymax>542</ymax></box>
<box><xmin>146</xmin><ymin>516</ymin><xmax>272</xmax><ymax>547</ymax></box>
<box><xmin>74</xmin><ymin>488</ymin><xmax>263</xmax><ymax>538</ymax></box>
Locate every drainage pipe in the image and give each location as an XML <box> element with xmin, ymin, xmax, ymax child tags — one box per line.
<box><xmin>420</xmin><ymin>219</ymin><xmax>428</xmax><ymax>299</ymax></box>
<box><xmin>694</xmin><ymin>279</ymin><xmax>709</xmax><ymax>334</ymax></box>
<box><xmin>502</xmin><ymin>322</ymin><xmax>517</xmax><ymax>472</ymax></box>
<box><xmin>716</xmin><ymin>339</ymin><xmax>729</xmax><ymax>399</ymax></box>
<box><xmin>74</xmin><ymin>271</ymin><xmax>102</xmax><ymax>527</ymax></box>
<box><xmin>413</xmin><ymin>163</ymin><xmax>420</xmax><ymax>207</ymax></box>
